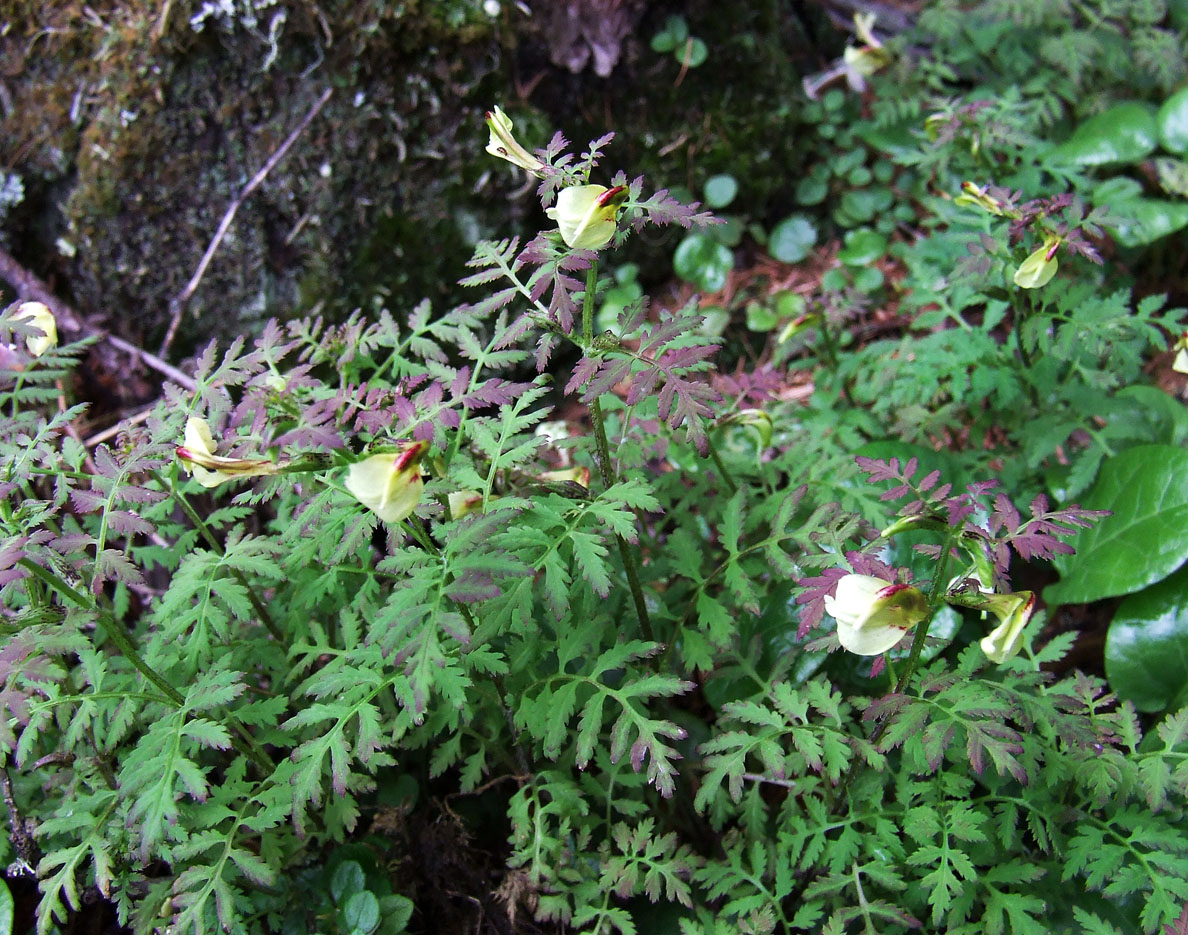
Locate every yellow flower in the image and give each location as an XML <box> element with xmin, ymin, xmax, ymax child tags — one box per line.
<box><xmin>1171</xmin><ymin>332</ymin><xmax>1188</xmax><ymax>374</ymax></box>
<box><xmin>12</xmin><ymin>301</ymin><xmax>57</xmax><ymax>357</ymax></box>
<box><xmin>1013</xmin><ymin>236</ymin><xmax>1060</xmax><ymax>289</ymax></box>
<box><xmin>843</xmin><ymin>12</ymin><xmax>891</xmax><ymax>77</ymax></box>
<box><xmin>824</xmin><ymin>574</ymin><xmax>930</xmax><ymax>655</ymax></box>
<box><xmin>176</xmin><ymin>417</ymin><xmax>278</xmax><ymax>488</ymax></box>
<box><xmin>345</xmin><ymin>442</ymin><xmax>427</xmax><ymax>523</ymax></box>
<box><xmin>978</xmin><ymin>591</ymin><xmax>1036</xmax><ymax>664</ymax></box>
<box><xmin>485</xmin><ymin>106</ymin><xmax>545</xmax><ymax>175</ymax></box>
<box><xmin>546</xmin><ymin>184</ymin><xmax>626</xmax><ymax>250</ymax></box>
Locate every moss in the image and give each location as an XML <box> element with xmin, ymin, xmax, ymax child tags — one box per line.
<box><xmin>0</xmin><ymin>0</ymin><xmax>826</xmax><ymax>353</ymax></box>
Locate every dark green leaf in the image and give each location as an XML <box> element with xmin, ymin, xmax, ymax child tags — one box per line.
<box><xmin>1047</xmin><ymin>446</ymin><xmax>1188</xmax><ymax>605</ymax></box>
<box><xmin>673</xmin><ymin>233</ymin><xmax>733</xmax><ymax>292</ymax></box>
<box><xmin>1106</xmin><ymin>567</ymin><xmax>1188</xmax><ymax>712</ymax></box>
<box><xmin>1158</xmin><ymin>86</ymin><xmax>1188</xmax><ymax>155</ymax></box>
<box><xmin>1045</xmin><ymin>102</ymin><xmax>1159</xmax><ymax>167</ymax></box>
<box><xmin>343</xmin><ymin>890</ymin><xmax>381</xmax><ymax>935</ymax></box>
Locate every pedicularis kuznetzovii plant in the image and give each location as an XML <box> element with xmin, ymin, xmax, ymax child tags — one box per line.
<box><xmin>2</xmin><ymin>109</ymin><xmax>1187</xmax><ymax>935</ymax></box>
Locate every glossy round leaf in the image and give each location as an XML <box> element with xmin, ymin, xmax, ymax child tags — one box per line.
<box><xmin>331</xmin><ymin>861</ymin><xmax>367</xmax><ymax>902</ymax></box>
<box><xmin>768</xmin><ymin>215</ymin><xmax>817</xmax><ymax>263</ymax></box>
<box><xmin>1046</xmin><ymin>445</ymin><xmax>1188</xmax><ymax>605</ymax></box>
<box><xmin>703</xmin><ymin>174</ymin><xmax>738</xmax><ymax>208</ymax></box>
<box><xmin>1093</xmin><ymin>176</ymin><xmax>1144</xmax><ymax>204</ymax></box>
<box><xmin>343</xmin><ymin>891</ymin><xmax>381</xmax><ymax>935</ymax></box>
<box><xmin>1045</xmin><ymin>102</ymin><xmax>1159</xmax><ymax>167</ymax></box>
<box><xmin>1106</xmin><ymin>567</ymin><xmax>1188</xmax><ymax>712</ymax></box>
<box><xmin>1158</xmin><ymin>85</ymin><xmax>1188</xmax><ymax>154</ymax></box>
<box><xmin>673</xmin><ymin>233</ymin><xmax>732</xmax><ymax>292</ymax></box>
<box><xmin>1105</xmin><ymin>198</ymin><xmax>1188</xmax><ymax>247</ymax></box>
<box><xmin>837</xmin><ymin>227</ymin><xmax>888</xmax><ymax>265</ymax></box>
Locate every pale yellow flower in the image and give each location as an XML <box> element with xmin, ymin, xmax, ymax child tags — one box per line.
<box><xmin>485</xmin><ymin>106</ymin><xmax>545</xmax><ymax>175</ymax></box>
<box><xmin>824</xmin><ymin>574</ymin><xmax>930</xmax><ymax>655</ymax></box>
<box><xmin>345</xmin><ymin>442</ymin><xmax>427</xmax><ymax>523</ymax></box>
<box><xmin>177</xmin><ymin>417</ymin><xmax>278</xmax><ymax>488</ymax></box>
<box><xmin>1014</xmin><ymin>236</ymin><xmax>1060</xmax><ymax>289</ymax></box>
<box><xmin>12</xmin><ymin>301</ymin><xmax>57</xmax><ymax>357</ymax></box>
<box><xmin>546</xmin><ymin>184</ymin><xmax>626</xmax><ymax>250</ymax></box>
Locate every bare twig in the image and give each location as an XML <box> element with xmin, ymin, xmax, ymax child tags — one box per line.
<box><xmin>157</xmin><ymin>86</ymin><xmax>333</xmax><ymax>357</ymax></box>
<box><xmin>106</xmin><ymin>333</ymin><xmax>196</xmax><ymax>391</ymax></box>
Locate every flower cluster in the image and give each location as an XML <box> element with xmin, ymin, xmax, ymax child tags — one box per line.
<box><xmin>823</xmin><ymin>571</ymin><xmax>1036</xmax><ymax>664</ymax></box>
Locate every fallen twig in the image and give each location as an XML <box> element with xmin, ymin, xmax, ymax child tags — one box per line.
<box><xmin>157</xmin><ymin>86</ymin><xmax>333</xmax><ymax>356</ymax></box>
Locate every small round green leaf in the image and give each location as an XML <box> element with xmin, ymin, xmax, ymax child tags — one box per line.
<box><xmin>703</xmin><ymin>174</ymin><xmax>738</xmax><ymax>209</ymax></box>
<box><xmin>650</xmin><ymin>31</ymin><xmax>677</xmax><ymax>53</ymax></box>
<box><xmin>673</xmin><ymin>233</ymin><xmax>732</xmax><ymax>292</ymax></box>
<box><xmin>343</xmin><ymin>891</ymin><xmax>381</xmax><ymax>935</ymax></box>
<box><xmin>837</xmin><ymin>227</ymin><xmax>888</xmax><ymax>265</ymax></box>
<box><xmin>768</xmin><ymin>215</ymin><xmax>817</xmax><ymax>263</ymax></box>
<box><xmin>680</xmin><ymin>37</ymin><xmax>708</xmax><ymax>68</ymax></box>
<box><xmin>1045</xmin><ymin>102</ymin><xmax>1159</xmax><ymax>167</ymax></box>
<box><xmin>1158</xmin><ymin>85</ymin><xmax>1188</xmax><ymax>154</ymax></box>
<box><xmin>840</xmin><ymin>189</ymin><xmax>878</xmax><ymax>223</ymax></box>
<box><xmin>795</xmin><ymin>177</ymin><xmax>828</xmax><ymax>205</ymax></box>
<box><xmin>852</xmin><ymin>265</ymin><xmax>884</xmax><ymax>293</ymax></box>
<box><xmin>746</xmin><ymin>302</ymin><xmax>779</xmax><ymax>332</ymax></box>
<box><xmin>1046</xmin><ymin>445</ymin><xmax>1188</xmax><ymax>605</ymax></box>
<box><xmin>331</xmin><ymin>861</ymin><xmax>367</xmax><ymax>903</ymax></box>
<box><xmin>1106</xmin><ymin>567</ymin><xmax>1188</xmax><ymax>712</ymax></box>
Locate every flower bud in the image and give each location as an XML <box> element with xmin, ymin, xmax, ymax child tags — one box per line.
<box><xmin>485</xmin><ymin>106</ymin><xmax>546</xmax><ymax>175</ymax></box>
<box><xmin>718</xmin><ymin>409</ymin><xmax>774</xmax><ymax>449</ymax></box>
<box><xmin>538</xmin><ymin>466</ymin><xmax>591</xmax><ymax>488</ymax></box>
<box><xmin>546</xmin><ymin>184</ymin><xmax>626</xmax><ymax>250</ymax></box>
<box><xmin>978</xmin><ymin>591</ymin><xmax>1035</xmax><ymax>663</ymax></box>
<box><xmin>176</xmin><ymin>417</ymin><xmax>278</xmax><ymax>488</ymax></box>
<box><xmin>955</xmin><ymin>181</ymin><xmax>1010</xmax><ymax>217</ymax></box>
<box><xmin>824</xmin><ymin>574</ymin><xmax>930</xmax><ymax>655</ymax></box>
<box><xmin>448</xmin><ymin>490</ymin><xmax>484</xmax><ymax>519</ymax></box>
<box><xmin>12</xmin><ymin>301</ymin><xmax>57</xmax><ymax>357</ymax></box>
<box><xmin>344</xmin><ymin>442</ymin><xmax>427</xmax><ymax>523</ymax></box>
<box><xmin>1013</xmin><ymin>236</ymin><xmax>1060</xmax><ymax>289</ymax></box>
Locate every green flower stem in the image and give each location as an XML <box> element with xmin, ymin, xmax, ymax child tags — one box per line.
<box><xmin>156</xmin><ymin>470</ymin><xmax>284</xmax><ymax>643</ymax></box>
<box><xmin>892</xmin><ymin>528</ymin><xmax>958</xmax><ymax>695</ymax></box>
<box><xmin>18</xmin><ymin>558</ymin><xmax>183</xmax><ymax>704</ymax></box>
<box><xmin>582</xmin><ymin>263</ymin><xmax>655</xmax><ymax>643</ymax></box>
<box><xmin>17</xmin><ymin>557</ymin><xmax>275</xmax><ymax>772</ymax></box>
<box><xmin>705</xmin><ymin>433</ymin><xmax>738</xmax><ymax>494</ymax></box>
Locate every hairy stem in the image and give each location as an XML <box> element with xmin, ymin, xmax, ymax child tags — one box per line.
<box><xmin>582</xmin><ymin>263</ymin><xmax>655</xmax><ymax>643</ymax></box>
